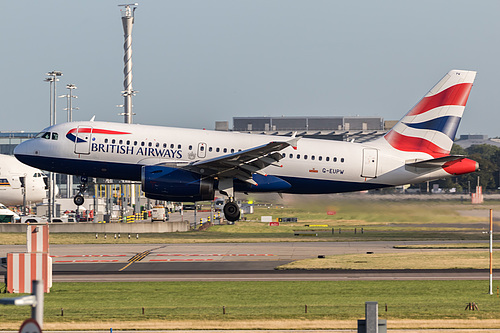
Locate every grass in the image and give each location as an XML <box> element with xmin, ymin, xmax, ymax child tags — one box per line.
<box><xmin>0</xmin><ymin>201</ymin><xmax>494</xmax><ymax>244</ymax></box>
<box><xmin>394</xmin><ymin>243</ymin><xmax>500</xmax><ymax>249</ymax></box>
<box><xmin>1</xmin><ymin>281</ymin><xmax>500</xmax><ymax>328</ymax></box>
<box><xmin>277</xmin><ymin>251</ymin><xmax>500</xmax><ymax>270</ymax></box>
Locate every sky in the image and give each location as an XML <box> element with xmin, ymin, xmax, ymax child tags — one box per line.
<box><xmin>1</xmin><ymin>1</ymin><xmax>499</xmax><ymax>137</ymax></box>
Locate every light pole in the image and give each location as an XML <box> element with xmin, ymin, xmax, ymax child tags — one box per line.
<box><xmin>118</xmin><ymin>3</ymin><xmax>138</xmax><ymax>124</ymax></box>
<box><xmin>59</xmin><ymin>84</ymin><xmax>78</xmax><ymax>198</ymax></box>
<box><xmin>59</xmin><ymin>84</ymin><xmax>78</xmax><ymax>122</ymax></box>
<box><xmin>119</xmin><ymin>4</ymin><xmax>140</xmax><ymax>216</ymax></box>
<box><xmin>45</xmin><ymin>70</ymin><xmax>62</xmax><ymax>221</ymax></box>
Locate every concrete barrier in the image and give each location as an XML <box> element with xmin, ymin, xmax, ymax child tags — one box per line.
<box><xmin>0</xmin><ymin>221</ymin><xmax>190</xmax><ymax>233</ymax></box>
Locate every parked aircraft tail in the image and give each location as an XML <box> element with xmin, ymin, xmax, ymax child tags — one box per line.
<box><xmin>381</xmin><ymin>69</ymin><xmax>476</xmax><ymax>157</ymax></box>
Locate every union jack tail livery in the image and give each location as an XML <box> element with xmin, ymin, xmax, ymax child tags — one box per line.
<box><xmin>381</xmin><ymin>70</ymin><xmax>476</xmax><ymax>158</ymax></box>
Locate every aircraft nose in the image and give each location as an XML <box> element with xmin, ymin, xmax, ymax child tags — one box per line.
<box><xmin>14</xmin><ymin>140</ymin><xmax>38</xmax><ymax>165</ymax></box>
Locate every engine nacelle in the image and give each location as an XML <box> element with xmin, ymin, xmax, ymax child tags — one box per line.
<box><xmin>141</xmin><ymin>166</ymin><xmax>214</xmax><ymax>202</ymax></box>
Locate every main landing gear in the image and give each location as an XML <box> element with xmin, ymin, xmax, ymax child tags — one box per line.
<box><xmin>73</xmin><ymin>176</ymin><xmax>88</xmax><ymax>206</ymax></box>
<box><xmin>218</xmin><ymin>178</ymin><xmax>240</xmax><ymax>222</ymax></box>
<box><xmin>223</xmin><ymin>200</ymin><xmax>240</xmax><ymax>222</ymax></box>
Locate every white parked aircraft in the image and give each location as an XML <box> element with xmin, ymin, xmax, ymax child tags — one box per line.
<box><xmin>0</xmin><ymin>154</ymin><xmax>48</xmax><ymax>206</ymax></box>
<box><xmin>14</xmin><ymin>70</ymin><xmax>478</xmax><ymax>221</ymax></box>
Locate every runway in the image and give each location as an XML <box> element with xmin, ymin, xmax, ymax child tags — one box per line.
<box><xmin>1</xmin><ymin>241</ymin><xmax>495</xmax><ymax>282</ymax></box>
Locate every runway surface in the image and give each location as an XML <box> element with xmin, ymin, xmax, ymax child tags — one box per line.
<box><xmin>1</xmin><ymin>241</ymin><xmax>496</xmax><ymax>282</ymax></box>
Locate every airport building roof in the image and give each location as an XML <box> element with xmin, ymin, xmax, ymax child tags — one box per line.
<box><xmin>224</xmin><ymin>116</ymin><xmax>396</xmax><ymax>142</ymax></box>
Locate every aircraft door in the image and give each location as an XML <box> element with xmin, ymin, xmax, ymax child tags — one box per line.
<box><xmin>74</xmin><ymin>126</ymin><xmax>93</xmax><ymax>155</ymax></box>
<box><xmin>361</xmin><ymin>148</ymin><xmax>378</xmax><ymax>178</ymax></box>
<box><xmin>197</xmin><ymin>142</ymin><xmax>207</xmax><ymax>158</ymax></box>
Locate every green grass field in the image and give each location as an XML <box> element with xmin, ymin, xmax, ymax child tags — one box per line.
<box><xmin>278</xmin><ymin>251</ymin><xmax>500</xmax><ymax>270</ymax></box>
<box><xmin>1</xmin><ymin>281</ymin><xmax>499</xmax><ymax>324</ymax></box>
<box><xmin>0</xmin><ymin>201</ymin><xmax>495</xmax><ymax>244</ymax></box>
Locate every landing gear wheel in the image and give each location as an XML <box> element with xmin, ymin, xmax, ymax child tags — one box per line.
<box><xmin>73</xmin><ymin>194</ymin><xmax>84</xmax><ymax>206</ymax></box>
<box><xmin>223</xmin><ymin>201</ymin><xmax>240</xmax><ymax>222</ymax></box>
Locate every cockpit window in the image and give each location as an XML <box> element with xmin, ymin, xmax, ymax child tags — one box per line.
<box><xmin>52</xmin><ymin>133</ymin><xmax>58</xmax><ymax>140</ymax></box>
<box><xmin>41</xmin><ymin>132</ymin><xmax>51</xmax><ymax>139</ymax></box>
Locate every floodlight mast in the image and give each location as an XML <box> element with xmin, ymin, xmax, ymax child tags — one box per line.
<box><xmin>119</xmin><ymin>3</ymin><xmax>138</xmax><ymax>124</ymax></box>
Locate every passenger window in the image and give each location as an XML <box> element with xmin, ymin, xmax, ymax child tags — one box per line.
<box><xmin>170</xmin><ymin>144</ymin><xmax>174</xmax><ymax>149</ymax></box>
<box><xmin>141</xmin><ymin>142</ymin><xmax>145</xmax><ymax>147</ymax></box>
<box><xmin>223</xmin><ymin>148</ymin><xmax>227</xmax><ymax>153</ymax></box>
<box><xmin>51</xmin><ymin>133</ymin><xmax>58</xmax><ymax>140</ymax></box>
<box><xmin>126</xmin><ymin>140</ymin><xmax>130</xmax><ymax>145</ymax></box>
<box><xmin>319</xmin><ymin>156</ymin><xmax>322</xmax><ymax>161</ymax></box>
<box><xmin>231</xmin><ymin>149</ymin><xmax>234</xmax><ymax>153</ymax></box>
<box><xmin>178</xmin><ymin>144</ymin><xmax>182</xmax><ymax>149</ymax></box>
<box><xmin>134</xmin><ymin>141</ymin><xmax>137</xmax><ymax>146</ymax></box>
<box><xmin>311</xmin><ymin>156</ymin><xmax>315</xmax><ymax>161</ymax></box>
<box><xmin>189</xmin><ymin>145</ymin><xmax>193</xmax><ymax>150</ymax></box>
<box><xmin>209</xmin><ymin>147</ymin><xmax>213</xmax><ymax>152</ymax></box>
<box><xmin>104</xmin><ymin>138</ymin><xmax>108</xmax><ymax>143</ymax></box>
<box><xmin>216</xmin><ymin>148</ymin><xmax>220</xmax><ymax>152</ymax></box>
<box><xmin>333</xmin><ymin>157</ymin><xmax>337</xmax><ymax>162</ymax></box>
<box><xmin>119</xmin><ymin>140</ymin><xmax>123</xmax><ymax>145</ymax></box>
<box><xmin>341</xmin><ymin>158</ymin><xmax>345</xmax><ymax>163</ymax></box>
<box><xmin>112</xmin><ymin>139</ymin><xmax>115</xmax><ymax>144</ymax></box>
<box><xmin>304</xmin><ymin>155</ymin><xmax>308</xmax><ymax>160</ymax></box>
<box><xmin>282</xmin><ymin>153</ymin><xmax>286</xmax><ymax>158</ymax></box>
<box><xmin>297</xmin><ymin>154</ymin><xmax>300</xmax><ymax>159</ymax></box>
<box><xmin>326</xmin><ymin>157</ymin><xmax>330</xmax><ymax>162</ymax></box>
<box><xmin>156</xmin><ymin>142</ymin><xmax>160</xmax><ymax>147</ymax></box>
<box><xmin>163</xmin><ymin>143</ymin><xmax>167</xmax><ymax>148</ymax></box>
<box><xmin>148</xmin><ymin>142</ymin><xmax>152</xmax><ymax>147</ymax></box>
<box><xmin>289</xmin><ymin>154</ymin><xmax>293</xmax><ymax>158</ymax></box>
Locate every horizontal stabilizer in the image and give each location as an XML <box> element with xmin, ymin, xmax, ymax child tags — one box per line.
<box><xmin>405</xmin><ymin>155</ymin><xmax>465</xmax><ymax>168</ymax></box>
<box><xmin>406</xmin><ymin>155</ymin><xmax>478</xmax><ymax>175</ymax></box>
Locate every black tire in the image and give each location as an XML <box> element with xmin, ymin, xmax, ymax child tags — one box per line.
<box><xmin>73</xmin><ymin>194</ymin><xmax>85</xmax><ymax>206</ymax></box>
<box><xmin>223</xmin><ymin>202</ymin><xmax>240</xmax><ymax>222</ymax></box>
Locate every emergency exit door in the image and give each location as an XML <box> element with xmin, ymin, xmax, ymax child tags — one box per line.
<box><xmin>361</xmin><ymin>148</ymin><xmax>378</xmax><ymax>178</ymax></box>
<box><xmin>197</xmin><ymin>142</ymin><xmax>207</xmax><ymax>158</ymax></box>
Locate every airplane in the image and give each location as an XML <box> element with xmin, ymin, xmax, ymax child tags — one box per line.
<box><xmin>14</xmin><ymin>69</ymin><xmax>478</xmax><ymax>221</ymax></box>
<box><xmin>0</xmin><ymin>154</ymin><xmax>48</xmax><ymax>206</ymax></box>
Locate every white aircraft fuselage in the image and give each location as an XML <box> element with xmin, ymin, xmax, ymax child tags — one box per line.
<box><xmin>14</xmin><ymin>70</ymin><xmax>479</xmax><ymax>219</ymax></box>
<box><xmin>0</xmin><ymin>154</ymin><xmax>47</xmax><ymax>206</ymax></box>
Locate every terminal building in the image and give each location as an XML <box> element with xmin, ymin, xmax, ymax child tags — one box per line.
<box><xmin>216</xmin><ymin>116</ymin><xmax>397</xmax><ymax>142</ymax></box>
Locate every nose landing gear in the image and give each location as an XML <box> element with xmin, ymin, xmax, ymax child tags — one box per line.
<box><xmin>73</xmin><ymin>176</ymin><xmax>88</xmax><ymax>206</ymax></box>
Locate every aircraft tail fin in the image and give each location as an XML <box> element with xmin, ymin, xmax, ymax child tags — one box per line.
<box><xmin>381</xmin><ymin>70</ymin><xmax>476</xmax><ymax>157</ymax></box>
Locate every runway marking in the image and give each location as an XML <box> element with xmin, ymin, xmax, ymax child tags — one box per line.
<box><xmin>54</xmin><ymin>260</ymin><xmax>119</xmax><ymax>263</ymax></box>
<box><xmin>154</xmin><ymin>253</ymin><xmax>275</xmax><ymax>257</ymax></box>
<box><xmin>119</xmin><ymin>250</ymin><xmax>151</xmax><ymax>271</ymax></box>
<box><xmin>149</xmin><ymin>259</ymin><xmax>215</xmax><ymax>262</ymax></box>
<box><xmin>51</xmin><ymin>254</ymin><xmax>128</xmax><ymax>258</ymax></box>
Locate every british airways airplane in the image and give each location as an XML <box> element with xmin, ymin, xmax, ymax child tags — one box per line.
<box><xmin>14</xmin><ymin>70</ymin><xmax>478</xmax><ymax>221</ymax></box>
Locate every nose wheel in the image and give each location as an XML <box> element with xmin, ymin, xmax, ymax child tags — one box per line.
<box><xmin>73</xmin><ymin>176</ymin><xmax>88</xmax><ymax>206</ymax></box>
<box><xmin>223</xmin><ymin>201</ymin><xmax>240</xmax><ymax>222</ymax></box>
<box><xmin>73</xmin><ymin>193</ymin><xmax>85</xmax><ymax>206</ymax></box>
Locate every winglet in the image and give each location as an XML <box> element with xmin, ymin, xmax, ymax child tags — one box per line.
<box><xmin>90</xmin><ymin>115</ymin><xmax>96</xmax><ymax>122</ymax></box>
<box><xmin>288</xmin><ymin>132</ymin><xmax>300</xmax><ymax>150</ymax></box>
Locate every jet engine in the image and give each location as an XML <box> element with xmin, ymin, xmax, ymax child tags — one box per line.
<box><xmin>141</xmin><ymin>165</ymin><xmax>214</xmax><ymax>202</ymax></box>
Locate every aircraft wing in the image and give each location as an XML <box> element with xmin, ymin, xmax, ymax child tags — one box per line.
<box><xmin>160</xmin><ymin>135</ymin><xmax>299</xmax><ymax>185</ymax></box>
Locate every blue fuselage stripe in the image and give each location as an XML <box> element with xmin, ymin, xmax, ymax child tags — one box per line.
<box><xmin>15</xmin><ymin>154</ymin><xmax>390</xmax><ymax>194</ymax></box>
